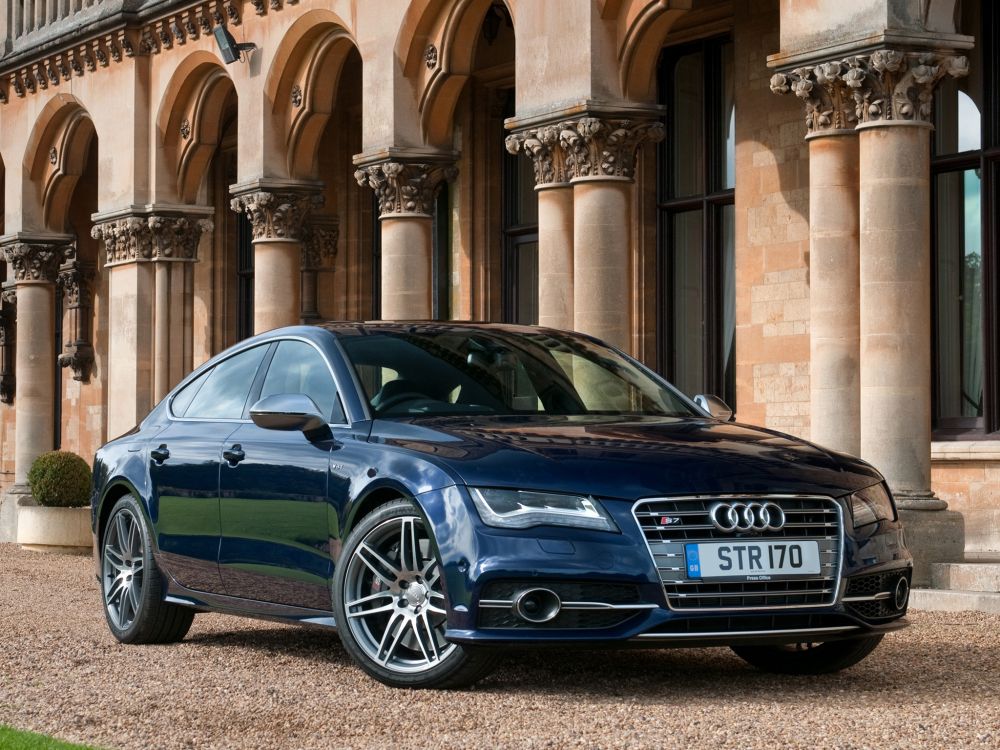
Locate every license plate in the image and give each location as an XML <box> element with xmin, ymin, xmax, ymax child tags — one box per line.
<box><xmin>685</xmin><ymin>541</ymin><xmax>821</xmax><ymax>580</ymax></box>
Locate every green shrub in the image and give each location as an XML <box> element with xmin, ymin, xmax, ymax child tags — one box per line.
<box><xmin>27</xmin><ymin>451</ymin><xmax>92</xmax><ymax>508</ymax></box>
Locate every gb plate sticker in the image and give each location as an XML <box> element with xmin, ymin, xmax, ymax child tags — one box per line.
<box><xmin>685</xmin><ymin>544</ymin><xmax>702</xmax><ymax>578</ymax></box>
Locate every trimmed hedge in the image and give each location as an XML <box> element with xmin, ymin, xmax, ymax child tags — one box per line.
<box><xmin>27</xmin><ymin>451</ymin><xmax>92</xmax><ymax>508</ymax></box>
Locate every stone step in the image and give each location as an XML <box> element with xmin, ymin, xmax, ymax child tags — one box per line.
<box><xmin>930</xmin><ymin>563</ymin><xmax>1000</xmax><ymax>593</ymax></box>
<box><xmin>909</xmin><ymin>588</ymin><xmax>1000</xmax><ymax>614</ymax></box>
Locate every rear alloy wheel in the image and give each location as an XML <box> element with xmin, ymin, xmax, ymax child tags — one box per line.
<box><xmin>101</xmin><ymin>494</ymin><xmax>194</xmax><ymax>644</ymax></box>
<box><xmin>333</xmin><ymin>499</ymin><xmax>497</xmax><ymax>688</ymax></box>
<box><xmin>731</xmin><ymin>635</ymin><xmax>884</xmax><ymax>674</ymax></box>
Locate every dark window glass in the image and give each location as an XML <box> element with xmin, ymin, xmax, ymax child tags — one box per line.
<box><xmin>259</xmin><ymin>340</ymin><xmax>344</xmax><ymax>422</ymax></box>
<box><xmin>185</xmin><ymin>345</ymin><xmax>268</xmax><ymax>420</ymax></box>
<box><xmin>236</xmin><ymin>213</ymin><xmax>254</xmax><ymax>341</ymax></box>
<box><xmin>670</xmin><ymin>210</ymin><xmax>705</xmax><ymax>396</ymax></box>
<box><xmin>658</xmin><ymin>37</ymin><xmax>736</xmax><ymax>408</ymax></box>
<box><xmin>502</xmin><ymin>89</ymin><xmax>539</xmax><ymax>325</ymax></box>
<box><xmin>432</xmin><ymin>185</ymin><xmax>451</xmax><ymax>321</ymax></box>
<box><xmin>671</xmin><ymin>51</ymin><xmax>705</xmax><ymax>198</ymax></box>
<box><xmin>340</xmin><ymin>329</ymin><xmax>696</xmax><ymax>418</ymax></box>
<box><xmin>932</xmin><ymin>2</ymin><xmax>997</xmax><ymax>436</ymax></box>
<box><xmin>170</xmin><ymin>369</ymin><xmax>209</xmax><ymax>417</ymax></box>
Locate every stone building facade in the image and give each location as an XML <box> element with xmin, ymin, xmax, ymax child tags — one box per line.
<box><xmin>0</xmin><ymin>0</ymin><xmax>995</xmax><ymax>582</ymax></box>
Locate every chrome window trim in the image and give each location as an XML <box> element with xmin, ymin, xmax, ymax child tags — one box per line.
<box><xmin>167</xmin><ymin>334</ymin><xmax>352</xmax><ymax>429</ymax></box>
<box><xmin>631</xmin><ymin>493</ymin><xmax>845</xmax><ymax>613</ymax></box>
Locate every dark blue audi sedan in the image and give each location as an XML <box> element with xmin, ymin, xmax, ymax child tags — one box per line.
<box><xmin>91</xmin><ymin>322</ymin><xmax>911</xmax><ymax>688</ymax></box>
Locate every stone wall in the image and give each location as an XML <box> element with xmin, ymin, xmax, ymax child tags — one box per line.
<box><xmin>932</xmin><ymin>446</ymin><xmax>1000</xmax><ymax>558</ymax></box>
<box><xmin>733</xmin><ymin>0</ymin><xmax>812</xmax><ymax>438</ymax></box>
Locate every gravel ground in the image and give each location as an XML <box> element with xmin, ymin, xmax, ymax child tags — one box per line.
<box><xmin>1</xmin><ymin>543</ymin><xmax>998</xmax><ymax>750</ymax></box>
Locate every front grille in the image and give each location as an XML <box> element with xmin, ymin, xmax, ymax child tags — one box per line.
<box><xmin>633</xmin><ymin>495</ymin><xmax>843</xmax><ymax>611</ymax></box>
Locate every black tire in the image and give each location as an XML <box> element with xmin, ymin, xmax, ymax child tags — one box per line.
<box><xmin>731</xmin><ymin>634</ymin><xmax>884</xmax><ymax>675</ymax></box>
<box><xmin>100</xmin><ymin>494</ymin><xmax>195</xmax><ymax>644</ymax></box>
<box><xmin>333</xmin><ymin>499</ymin><xmax>498</xmax><ymax>689</ymax></box>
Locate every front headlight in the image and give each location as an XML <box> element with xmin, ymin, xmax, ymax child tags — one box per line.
<box><xmin>469</xmin><ymin>488</ymin><xmax>619</xmax><ymax>532</ymax></box>
<box><xmin>849</xmin><ymin>483</ymin><xmax>896</xmax><ymax>528</ymax></box>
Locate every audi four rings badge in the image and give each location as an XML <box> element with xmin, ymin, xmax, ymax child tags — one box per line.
<box><xmin>708</xmin><ymin>501</ymin><xmax>786</xmax><ymax>532</ymax></box>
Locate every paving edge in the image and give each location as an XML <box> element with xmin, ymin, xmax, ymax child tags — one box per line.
<box><xmin>909</xmin><ymin>588</ymin><xmax>1000</xmax><ymax>614</ymax></box>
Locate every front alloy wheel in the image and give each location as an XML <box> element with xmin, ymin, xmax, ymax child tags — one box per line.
<box><xmin>100</xmin><ymin>494</ymin><xmax>194</xmax><ymax>644</ymax></box>
<box><xmin>102</xmin><ymin>506</ymin><xmax>145</xmax><ymax>630</ymax></box>
<box><xmin>333</xmin><ymin>499</ymin><xmax>496</xmax><ymax>688</ymax></box>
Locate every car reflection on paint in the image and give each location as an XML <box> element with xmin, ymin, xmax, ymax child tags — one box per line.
<box><xmin>90</xmin><ymin>322</ymin><xmax>912</xmax><ymax>688</ymax></box>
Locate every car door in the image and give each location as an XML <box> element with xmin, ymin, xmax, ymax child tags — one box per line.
<box><xmin>149</xmin><ymin>343</ymin><xmax>271</xmax><ymax>593</ymax></box>
<box><xmin>218</xmin><ymin>338</ymin><xmax>345</xmax><ymax>609</ymax></box>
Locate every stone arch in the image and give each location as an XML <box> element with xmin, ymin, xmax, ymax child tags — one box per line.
<box><xmin>616</xmin><ymin>0</ymin><xmax>694</xmax><ymax>102</ymax></box>
<box><xmin>156</xmin><ymin>52</ymin><xmax>236</xmax><ymax>204</ymax></box>
<box><xmin>396</xmin><ymin>0</ymin><xmax>515</xmax><ymax>147</ymax></box>
<box><xmin>264</xmin><ymin>9</ymin><xmax>360</xmax><ymax>179</ymax></box>
<box><xmin>22</xmin><ymin>94</ymin><xmax>96</xmax><ymax>232</ymax></box>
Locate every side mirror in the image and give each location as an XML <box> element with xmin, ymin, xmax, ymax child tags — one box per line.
<box><xmin>693</xmin><ymin>394</ymin><xmax>734</xmax><ymax>422</ymax></box>
<box><xmin>250</xmin><ymin>394</ymin><xmax>330</xmax><ymax>438</ymax></box>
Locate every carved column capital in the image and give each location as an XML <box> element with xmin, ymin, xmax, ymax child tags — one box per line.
<box><xmin>505</xmin><ymin>124</ymin><xmax>572</xmax><ymax>186</ymax></box>
<box><xmin>556</xmin><ymin>116</ymin><xmax>665</xmax><ymax>181</ymax></box>
<box><xmin>1</xmin><ymin>279</ymin><xmax>15</xmax><ymax>308</ymax></box>
<box><xmin>354</xmin><ymin>161</ymin><xmax>457</xmax><ymax>217</ymax></box>
<box><xmin>148</xmin><ymin>215</ymin><xmax>214</xmax><ymax>261</ymax></box>
<box><xmin>302</xmin><ymin>215</ymin><xmax>340</xmax><ymax>271</ymax></box>
<box><xmin>769</xmin><ymin>61</ymin><xmax>859</xmax><ymax>135</ymax></box>
<box><xmin>56</xmin><ymin>244</ymin><xmax>96</xmax><ymax>382</ymax></box>
<box><xmin>770</xmin><ymin>50</ymin><xmax>969</xmax><ymax>132</ymax></box>
<box><xmin>56</xmin><ymin>245</ymin><xmax>94</xmax><ymax>306</ymax></box>
<box><xmin>1</xmin><ymin>241</ymin><xmax>68</xmax><ymax>282</ymax></box>
<box><xmin>92</xmin><ymin>216</ymin><xmax>153</xmax><ymax>265</ymax></box>
<box><xmin>230</xmin><ymin>190</ymin><xmax>323</xmax><ymax>241</ymax></box>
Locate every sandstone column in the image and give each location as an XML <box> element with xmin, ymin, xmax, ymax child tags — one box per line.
<box><xmin>147</xmin><ymin>214</ymin><xmax>212</xmax><ymax>401</ymax></box>
<box><xmin>560</xmin><ymin>117</ymin><xmax>664</xmax><ymax>351</ymax></box>
<box><xmin>1</xmin><ymin>240</ymin><xmax>67</xmax><ymax>484</ymax></box>
<box><xmin>301</xmin><ymin>215</ymin><xmax>339</xmax><ymax>323</ymax></box>
<box><xmin>853</xmin><ymin>50</ymin><xmax>969</xmax><ymax>584</ymax></box>
<box><xmin>92</xmin><ymin>215</ymin><xmax>155</xmax><ymax>438</ymax></box>
<box><xmin>355</xmin><ymin>161</ymin><xmax>456</xmax><ymax>320</ymax></box>
<box><xmin>770</xmin><ymin>63</ymin><xmax>862</xmax><ymax>455</ymax></box>
<box><xmin>505</xmin><ymin>127</ymin><xmax>574</xmax><ymax>330</ymax></box>
<box><xmin>230</xmin><ymin>184</ymin><xmax>323</xmax><ymax>334</ymax></box>
<box><xmin>847</xmin><ymin>51</ymin><xmax>969</xmax><ymax>507</ymax></box>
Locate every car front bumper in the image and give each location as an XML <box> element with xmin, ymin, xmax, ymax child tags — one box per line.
<box><xmin>417</xmin><ymin>485</ymin><xmax>913</xmax><ymax>647</ymax></box>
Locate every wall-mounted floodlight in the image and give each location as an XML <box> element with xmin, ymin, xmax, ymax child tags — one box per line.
<box><xmin>213</xmin><ymin>25</ymin><xmax>256</xmax><ymax>64</ymax></box>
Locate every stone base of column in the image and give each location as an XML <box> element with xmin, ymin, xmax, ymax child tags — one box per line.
<box><xmin>0</xmin><ymin>484</ymin><xmax>33</xmax><ymax>543</ymax></box>
<box><xmin>899</xmin><ymin>507</ymin><xmax>966</xmax><ymax>587</ymax></box>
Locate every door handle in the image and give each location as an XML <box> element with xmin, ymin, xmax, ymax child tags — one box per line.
<box><xmin>223</xmin><ymin>444</ymin><xmax>246</xmax><ymax>466</ymax></box>
<box><xmin>150</xmin><ymin>445</ymin><xmax>170</xmax><ymax>463</ymax></box>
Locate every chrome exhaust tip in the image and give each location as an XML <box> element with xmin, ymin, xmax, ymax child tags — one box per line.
<box><xmin>513</xmin><ymin>588</ymin><xmax>562</xmax><ymax>623</ymax></box>
<box><xmin>894</xmin><ymin>576</ymin><xmax>910</xmax><ymax>611</ymax></box>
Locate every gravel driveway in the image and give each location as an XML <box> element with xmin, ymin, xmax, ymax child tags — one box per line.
<box><xmin>1</xmin><ymin>544</ymin><xmax>997</xmax><ymax>750</ymax></box>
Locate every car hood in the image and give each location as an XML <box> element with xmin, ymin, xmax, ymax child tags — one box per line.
<box><xmin>369</xmin><ymin>415</ymin><xmax>881</xmax><ymax>500</ymax></box>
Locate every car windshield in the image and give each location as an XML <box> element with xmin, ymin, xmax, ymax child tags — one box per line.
<box><xmin>339</xmin><ymin>328</ymin><xmax>697</xmax><ymax>419</ymax></box>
